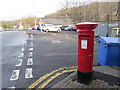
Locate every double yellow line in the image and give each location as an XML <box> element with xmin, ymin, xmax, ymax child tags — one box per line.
<box><xmin>26</xmin><ymin>66</ymin><xmax>77</xmax><ymax>89</ymax></box>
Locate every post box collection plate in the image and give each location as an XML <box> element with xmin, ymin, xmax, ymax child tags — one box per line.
<box><xmin>81</xmin><ymin>40</ymin><xmax>87</xmax><ymax>49</ymax></box>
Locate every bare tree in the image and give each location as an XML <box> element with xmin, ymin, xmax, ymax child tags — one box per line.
<box><xmin>116</xmin><ymin>1</ymin><xmax>120</xmax><ymax>20</ymax></box>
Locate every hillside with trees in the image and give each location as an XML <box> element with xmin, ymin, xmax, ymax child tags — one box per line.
<box><xmin>45</xmin><ymin>2</ymin><xmax>119</xmax><ymax>24</ymax></box>
<box><xmin>0</xmin><ymin>17</ymin><xmax>40</xmax><ymax>29</ymax></box>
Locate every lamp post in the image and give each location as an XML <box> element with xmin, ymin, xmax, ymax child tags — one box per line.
<box><xmin>36</xmin><ymin>14</ymin><xmax>44</xmax><ymax>32</ymax></box>
<box><xmin>34</xmin><ymin>16</ymin><xmax>37</xmax><ymax>30</ymax></box>
<box><xmin>39</xmin><ymin>18</ymin><xmax>43</xmax><ymax>32</ymax></box>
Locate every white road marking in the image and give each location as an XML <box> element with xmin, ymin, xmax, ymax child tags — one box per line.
<box><xmin>10</xmin><ymin>70</ymin><xmax>20</xmax><ymax>81</ymax></box>
<box><xmin>51</xmin><ymin>40</ymin><xmax>61</xmax><ymax>44</ymax></box>
<box><xmin>27</xmin><ymin>58</ymin><xmax>33</xmax><ymax>65</ymax></box>
<box><xmin>29</xmin><ymin>48</ymin><xmax>33</xmax><ymax>51</ymax></box>
<box><xmin>8</xmin><ymin>87</ymin><xmax>15</xmax><ymax>90</ymax></box>
<box><xmin>15</xmin><ymin>59</ymin><xmax>23</xmax><ymax>66</ymax></box>
<box><xmin>18</xmin><ymin>53</ymin><xmax>24</xmax><ymax>58</ymax></box>
<box><xmin>25</xmin><ymin>41</ymin><xmax>27</xmax><ymax>45</ymax></box>
<box><xmin>30</xmin><ymin>42</ymin><xmax>33</xmax><ymax>47</ymax></box>
<box><xmin>29</xmin><ymin>52</ymin><xmax>33</xmax><ymax>57</ymax></box>
<box><xmin>25</xmin><ymin>68</ymin><xmax>33</xmax><ymax>79</ymax></box>
<box><xmin>30</xmin><ymin>34</ymin><xmax>33</xmax><ymax>37</ymax></box>
<box><xmin>30</xmin><ymin>34</ymin><xmax>33</xmax><ymax>40</ymax></box>
<box><xmin>27</xmin><ymin>35</ymin><xmax>29</xmax><ymax>38</ymax></box>
<box><xmin>21</xmin><ymin>48</ymin><xmax>24</xmax><ymax>52</ymax></box>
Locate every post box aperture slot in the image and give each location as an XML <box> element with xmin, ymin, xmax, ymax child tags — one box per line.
<box><xmin>79</xmin><ymin>35</ymin><xmax>90</xmax><ymax>37</ymax></box>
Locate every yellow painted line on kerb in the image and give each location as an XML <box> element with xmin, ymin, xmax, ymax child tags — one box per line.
<box><xmin>36</xmin><ymin>69</ymin><xmax>76</xmax><ymax>89</ymax></box>
<box><xmin>27</xmin><ymin>66</ymin><xmax>77</xmax><ymax>89</ymax></box>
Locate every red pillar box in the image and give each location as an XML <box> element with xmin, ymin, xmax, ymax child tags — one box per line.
<box><xmin>76</xmin><ymin>22</ymin><xmax>98</xmax><ymax>84</ymax></box>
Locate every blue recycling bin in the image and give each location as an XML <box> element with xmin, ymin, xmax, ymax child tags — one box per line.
<box><xmin>98</xmin><ymin>37</ymin><xmax>120</xmax><ymax>66</ymax></box>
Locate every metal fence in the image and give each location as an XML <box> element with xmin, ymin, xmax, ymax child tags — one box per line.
<box><xmin>94</xmin><ymin>21</ymin><xmax>119</xmax><ymax>37</ymax></box>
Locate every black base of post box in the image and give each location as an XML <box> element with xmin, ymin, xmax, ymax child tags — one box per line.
<box><xmin>77</xmin><ymin>70</ymin><xmax>93</xmax><ymax>85</ymax></box>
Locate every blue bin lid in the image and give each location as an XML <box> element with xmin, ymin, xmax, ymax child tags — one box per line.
<box><xmin>98</xmin><ymin>37</ymin><xmax>120</xmax><ymax>45</ymax></box>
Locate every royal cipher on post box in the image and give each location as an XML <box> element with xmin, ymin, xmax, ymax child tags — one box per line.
<box><xmin>76</xmin><ymin>22</ymin><xmax>98</xmax><ymax>84</ymax></box>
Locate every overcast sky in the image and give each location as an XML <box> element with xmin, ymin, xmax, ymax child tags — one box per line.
<box><xmin>0</xmin><ymin>0</ymin><xmax>119</xmax><ymax>21</ymax></box>
<box><xmin>0</xmin><ymin>0</ymin><xmax>65</xmax><ymax>21</ymax></box>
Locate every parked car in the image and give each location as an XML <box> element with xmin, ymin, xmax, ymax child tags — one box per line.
<box><xmin>32</xmin><ymin>26</ymin><xmax>35</xmax><ymax>30</ymax></box>
<box><xmin>0</xmin><ymin>27</ymin><xmax>4</xmax><ymax>32</ymax></box>
<box><xmin>32</xmin><ymin>25</ymin><xmax>38</xmax><ymax>30</ymax></box>
<box><xmin>64</xmin><ymin>26</ymin><xmax>73</xmax><ymax>31</ymax></box>
<box><xmin>42</xmin><ymin>24</ymin><xmax>61</xmax><ymax>32</ymax></box>
<box><xmin>72</xmin><ymin>26</ymin><xmax>77</xmax><ymax>31</ymax></box>
<box><xmin>37</xmin><ymin>25</ymin><xmax>45</xmax><ymax>31</ymax></box>
<box><xmin>37</xmin><ymin>25</ymin><xmax>41</xmax><ymax>30</ymax></box>
<box><xmin>60</xmin><ymin>25</ymin><xmax>69</xmax><ymax>30</ymax></box>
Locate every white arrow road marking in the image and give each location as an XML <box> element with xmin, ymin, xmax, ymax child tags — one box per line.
<box><xmin>21</xmin><ymin>48</ymin><xmax>24</xmax><ymax>52</ymax></box>
<box><xmin>25</xmin><ymin>68</ymin><xmax>33</xmax><ymax>79</ymax></box>
<box><xmin>29</xmin><ymin>48</ymin><xmax>33</xmax><ymax>51</ymax></box>
<box><xmin>10</xmin><ymin>70</ymin><xmax>20</xmax><ymax>81</ymax></box>
<box><xmin>29</xmin><ymin>52</ymin><xmax>33</xmax><ymax>57</ymax></box>
<box><xmin>51</xmin><ymin>40</ymin><xmax>61</xmax><ymax>44</ymax></box>
<box><xmin>18</xmin><ymin>53</ymin><xmax>24</xmax><ymax>58</ymax></box>
<box><xmin>15</xmin><ymin>59</ymin><xmax>23</xmax><ymax>66</ymax></box>
<box><xmin>27</xmin><ymin>58</ymin><xmax>33</xmax><ymax>65</ymax></box>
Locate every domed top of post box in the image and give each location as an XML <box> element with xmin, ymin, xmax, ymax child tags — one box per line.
<box><xmin>76</xmin><ymin>22</ymin><xmax>98</xmax><ymax>31</ymax></box>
